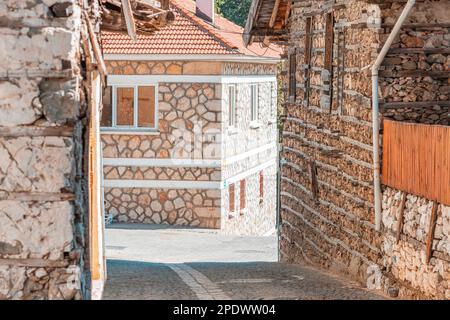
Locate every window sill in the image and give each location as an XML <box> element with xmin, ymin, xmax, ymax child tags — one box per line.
<box><xmin>250</xmin><ymin>121</ymin><xmax>261</xmax><ymax>129</ymax></box>
<box><xmin>268</xmin><ymin>118</ymin><xmax>278</xmax><ymax>125</ymax></box>
<box><xmin>100</xmin><ymin>128</ymin><xmax>160</xmax><ymax>136</ymax></box>
<box><xmin>239</xmin><ymin>209</ymin><xmax>247</xmax><ymax>216</ymax></box>
<box><xmin>227</xmin><ymin>127</ymin><xmax>239</xmax><ymax>135</ymax></box>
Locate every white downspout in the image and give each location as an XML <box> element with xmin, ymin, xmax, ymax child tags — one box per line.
<box><xmin>371</xmin><ymin>0</ymin><xmax>416</xmax><ymax>231</ymax></box>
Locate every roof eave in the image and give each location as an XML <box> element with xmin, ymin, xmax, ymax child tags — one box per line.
<box><xmin>243</xmin><ymin>0</ymin><xmax>263</xmax><ymax>46</ymax></box>
<box><xmin>103</xmin><ymin>53</ymin><xmax>281</xmax><ymax>64</ymax></box>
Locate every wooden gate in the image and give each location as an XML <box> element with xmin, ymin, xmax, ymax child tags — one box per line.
<box><xmin>382</xmin><ymin>119</ymin><xmax>450</xmax><ymax>206</ymax></box>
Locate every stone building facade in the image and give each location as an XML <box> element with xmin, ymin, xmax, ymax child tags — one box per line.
<box><xmin>100</xmin><ymin>0</ymin><xmax>281</xmax><ymax>235</ymax></box>
<box><xmin>245</xmin><ymin>0</ymin><xmax>450</xmax><ymax>298</ymax></box>
<box><xmin>101</xmin><ymin>59</ymin><xmax>279</xmax><ymax>235</ymax></box>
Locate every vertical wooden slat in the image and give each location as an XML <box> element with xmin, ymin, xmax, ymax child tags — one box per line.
<box><xmin>304</xmin><ymin>17</ymin><xmax>313</xmax><ymax>107</ymax></box>
<box><xmin>304</xmin><ymin>17</ymin><xmax>313</xmax><ymax>66</ymax></box>
<box><xmin>324</xmin><ymin>12</ymin><xmax>334</xmax><ymax>72</ymax></box>
<box><xmin>289</xmin><ymin>52</ymin><xmax>297</xmax><ymax>100</ymax></box>
<box><xmin>310</xmin><ymin>159</ymin><xmax>319</xmax><ymax>201</ymax></box>
<box><xmin>426</xmin><ymin>201</ymin><xmax>439</xmax><ymax>264</ymax></box>
<box><xmin>336</xmin><ymin>29</ymin><xmax>345</xmax><ymax>114</ymax></box>
<box><xmin>396</xmin><ymin>192</ymin><xmax>407</xmax><ymax>243</ymax></box>
<box><xmin>325</xmin><ymin>12</ymin><xmax>335</xmax><ymax>113</ymax></box>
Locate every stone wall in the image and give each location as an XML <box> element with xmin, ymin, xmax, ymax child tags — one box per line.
<box><xmin>0</xmin><ymin>0</ymin><xmax>98</xmax><ymax>299</ymax></box>
<box><xmin>104</xmin><ymin>188</ymin><xmax>220</xmax><ymax>228</ymax></box>
<box><xmin>279</xmin><ymin>0</ymin><xmax>450</xmax><ymax>299</ymax></box>
<box><xmin>106</xmin><ymin>60</ymin><xmax>223</xmax><ymax>75</ymax></box>
<box><xmin>379</xmin><ymin>1</ymin><xmax>450</xmax><ymax>125</ymax></box>
<box><xmin>381</xmin><ymin>188</ymin><xmax>450</xmax><ymax>299</ymax></box>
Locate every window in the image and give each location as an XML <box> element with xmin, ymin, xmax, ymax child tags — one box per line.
<box><xmin>229</xmin><ymin>183</ymin><xmax>235</xmax><ymax>212</ymax></box>
<box><xmin>250</xmin><ymin>84</ymin><xmax>259</xmax><ymax>122</ymax></box>
<box><xmin>240</xmin><ymin>179</ymin><xmax>246</xmax><ymax>211</ymax></box>
<box><xmin>325</xmin><ymin>12</ymin><xmax>334</xmax><ymax>72</ymax></box>
<box><xmin>101</xmin><ymin>85</ymin><xmax>157</xmax><ymax>130</ymax></box>
<box><xmin>304</xmin><ymin>17</ymin><xmax>313</xmax><ymax>105</ymax></box>
<box><xmin>304</xmin><ymin>17</ymin><xmax>313</xmax><ymax>66</ymax></box>
<box><xmin>324</xmin><ymin>12</ymin><xmax>335</xmax><ymax>112</ymax></box>
<box><xmin>116</xmin><ymin>87</ymin><xmax>134</xmax><ymax>126</ymax></box>
<box><xmin>228</xmin><ymin>84</ymin><xmax>237</xmax><ymax>127</ymax></box>
<box><xmin>288</xmin><ymin>53</ymin><xmax>296</xmax><ymax>100</ymax></box>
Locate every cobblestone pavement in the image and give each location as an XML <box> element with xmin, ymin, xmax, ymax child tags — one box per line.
<box><xmin>102</xmin><ymin>224</ymin><xmax>386</xmax><ymax>300</ymax></box>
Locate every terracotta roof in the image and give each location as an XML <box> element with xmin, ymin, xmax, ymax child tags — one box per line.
<box><xmin>101</xmin><ymin>0</ymin><xmax>281</xmax><ymax>58</ymax></box>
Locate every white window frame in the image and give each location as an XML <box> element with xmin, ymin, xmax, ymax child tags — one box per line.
<box><xmin>101</xmin><ymin>83</ymin><xmax>159</xmax><ymax>132</ymax></box>
<box><xmin>250</xmin><ymin>83</ymin><xmax>259</xmax><ymax>123</ymax></box>
<box><xmin>228</xmin><ymin>84</ymin><xmax>237</xmax><ymax>128</ymax></box>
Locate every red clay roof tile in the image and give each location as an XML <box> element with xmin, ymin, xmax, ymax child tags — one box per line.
<box><xmin>101</xmin><ymin>0</ymin><xmax>281</xmax><ymax>58</ymax></box>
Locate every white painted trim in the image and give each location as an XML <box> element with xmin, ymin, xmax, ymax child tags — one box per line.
<box><xmin>104</xmin><ymin>54</ymin><xmax>281</xmax><ymax>64</ymax></box>
<box><xmin>223</xmin><ymin>159</ymin><xmax>277</xmax><ymax>187</ymax></box>
<box><xmin>102</xmin><ymin>158</ymin><xmax>277</xmax><ymax>190</ymax></box>
<box><xmin>223</xmin><ymin>142</ymin><xmax>277</xmax><ymax>165</ymax></box>
<box><xmin>103</xmin><ymin>158</ymin><xmax>221</xmax><ymax>168</ymax></box>
<box><xmin>101</xmin><ymin>143</ymin><xmax>277</xmax><ymax>169</ymax></box>
<box><xmin>107</xmin><ymin>75</ymin><xmax>277</xmax><ymax>85</ymax></box>
<box><xmin>103</xmin><ymin>179</ymin><xmax>222</xmax><ymax>190</ymax></box>
<box><xmin>108</xmin><ymin>75</ymin><xmax>221</xmax><ymax>85</ymax></box>
<box><xmin>221</xmin><ymin>76</ymin><xmax>277</xmax><ymax>84</ymax></box>
<box><xmin>100</xmin><ymin>130</ymin><xmax>160</xmax><ymax>136</ymax></box>
<box><xmin>263</xmin><ymin>228</ymin><xmax>277</xmax><ymax>237</ymax></box>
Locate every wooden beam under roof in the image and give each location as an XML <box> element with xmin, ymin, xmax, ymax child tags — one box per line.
<box><xmin>101</xmin><ymin>0</ymin><xmax>175</xmax><ymax>36</ymax></box>
<box><xmin>244</xmin><ymin>0</ymin><xmax>291</xmax><ymax>47</ymax></box>
<box><xmin>269</xmin><ymin>0</ymin><xmax>281</xmax><ymax>28</ymax></box>
<box><xmin>121</xmin><ymin>0</ymin><xmax>137</xmax><ymax>41</ymax></box>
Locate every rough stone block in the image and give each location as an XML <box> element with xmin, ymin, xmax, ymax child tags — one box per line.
<box><xmin>0</xmin><ymin>26</ymin><xmax>78</xmax><ymax>71</ymax></box>
<box><xmin>39</xmin><ymin>78</ymin><xmax>79</xmax><ymax>123</ymax></box>
<box><xmin>0</xmin><ymin>79</ymin><xmax>42</xmax><ymax>126</ymax></box>
<box><xmin>0</xmin><ymin>137</ymin><xmax>74</xmax><ymax>192</ymax></box>
<box><xmin>0</xmin><ymin>201</ymin><xmax>74</xmax><ymax>259</ymax></box>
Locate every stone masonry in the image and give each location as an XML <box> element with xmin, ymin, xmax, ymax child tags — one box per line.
<box><xmin>274</xmin><ymin>0</ymin><xmax>450</xmax><ymax>299</ymax></box>
<box><xmin>0</xmin><ymin>0</ymin><xmax>101</xmax><ymax>299</ymax></box>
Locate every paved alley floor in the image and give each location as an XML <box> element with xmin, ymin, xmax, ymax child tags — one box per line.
<box><xmin>102</xmin><ymin>224</ymin><xmax>386</xmax><ymax>300</ymax></box>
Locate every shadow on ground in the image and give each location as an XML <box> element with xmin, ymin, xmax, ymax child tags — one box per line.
<box><xmin>103</xmin><ymin>259</ymin><xmax>386</xmax><ymax>300</ymax></box>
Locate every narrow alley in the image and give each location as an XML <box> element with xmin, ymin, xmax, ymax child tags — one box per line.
<box><xmin>2</xmin><ymin>0</ymin><xmax>449</xmax><ymax>303</ymax></box>
<box><xmin>102</xmin><ymin>225</ymin><xmax>385</xmax><ymax>300</ymax></box>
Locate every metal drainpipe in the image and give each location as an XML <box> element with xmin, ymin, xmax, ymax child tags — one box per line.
<box><xmin>371</xmin><ymin>0</ymin><xmax>416</xmax><ymax>231</ymax></box>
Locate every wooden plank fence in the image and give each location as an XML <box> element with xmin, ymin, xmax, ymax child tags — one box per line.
<box><xmin>382</xmin><ymin>119</ymin><xmax>450</xmax><ymax>206</ymax></box>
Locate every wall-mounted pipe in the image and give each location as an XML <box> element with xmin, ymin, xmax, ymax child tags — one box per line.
<box><xmin>371</xmin><ymin>0</ymin><xmax>416</xmax><ymax>232</ymax></box>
